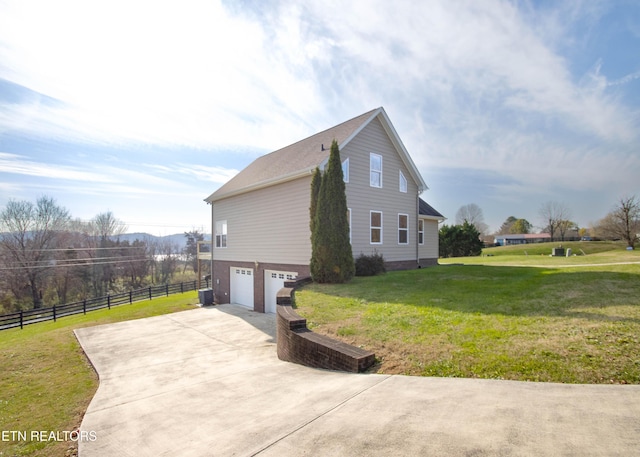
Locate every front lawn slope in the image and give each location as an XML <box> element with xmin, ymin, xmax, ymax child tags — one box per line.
<box><xmin>295</xmin><ymin>265</ymin><xmax>640</xmax><ymax>384</ymax></box>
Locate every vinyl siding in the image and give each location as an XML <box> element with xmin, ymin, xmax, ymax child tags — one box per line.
<box><xmin>212</xmin><ymin>176</ymin><xmax>313</xmax><ymax>265</ymax></box>
<box><xmin>211</xmin><ymin>116</ymin><xmax>438</xmax><ymax>267</ymax></box>
<box><xmin>419</xmin><ymin>218</ymin><xmax>440</xmax><ymax>259</ymax></box>
<box><xmin>341</xmin><ymin>117</ymin><xmax>421</xmax><ymax>262</ymax></box>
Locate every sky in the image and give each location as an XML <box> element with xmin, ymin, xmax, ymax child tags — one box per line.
<box><xmin>0</xmin><ymin>0</ymin><xmax>639</xmax><ymax>236</ymax></box>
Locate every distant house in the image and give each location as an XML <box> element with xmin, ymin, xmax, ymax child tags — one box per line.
<box><xmin>204</xmin><ymin>107</ymin><xmax>444</xmax><ymax>313</ymax></box>
<box><xmin>494</xmin><ymin>233</ymin><xmax>551</xmax><ymax>246</ymax></box>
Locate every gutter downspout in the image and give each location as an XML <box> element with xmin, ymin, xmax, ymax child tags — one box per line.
<box><xmin>416</xmin><ymin>192</ymin><xmax>420</xmax><ymax>268</ymax></box>
<box><xmin>210</xmin><ymin>202</ymin><xmax>215</xmax><ymax>300</ymax></box>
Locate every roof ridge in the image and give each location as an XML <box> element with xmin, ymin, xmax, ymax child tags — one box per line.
<box><xmin>264</xmin><ymin>107</ymin><xmax>381</xmax><ymax>157</ymax></box>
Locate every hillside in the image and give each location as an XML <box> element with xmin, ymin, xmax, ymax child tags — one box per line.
<box><xmin>115</xmin><ymin>233</ymin><xmax>211</xmax><ymax>249</ymax></box>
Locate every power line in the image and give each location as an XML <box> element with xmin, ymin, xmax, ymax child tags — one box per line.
<box><xmin>0</xmin><ymin>256</ymin><xmax>183</xmax><ymax>272</ymax></box>
<box><xmin>2</xmin><ymin>245</ymin><xmax>153</xmax><ymax>252</ymax></box>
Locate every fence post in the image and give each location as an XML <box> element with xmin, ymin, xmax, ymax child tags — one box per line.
<box><xmin>107</xmin><ymin>295</ymin><xmax>111</xmax><ymax>309</ymax></box>
<box><xmin>53</xmin><ymin>305</ymin><xmax>56</xmax><ymax>322</ymax></box>
<box><xmin>129</xmin><ymin>291</ymin><xmax>133</xmax><ymax>304</ymax></box>
<box><xmin>181</xmin><ymin>282</ymin><xmax>184</xmax><ymax>294</ymax></box>
<box><xmin>166</xmin><ymin>283</ymin><xmax>169</xmax><ymax>296</ymax></box>
<box><xmin>20</xmin><ymin>310</ymin><xmax>23</xmax><ymax>329</ymax></box>
<box><xmin>149</xmin><ymin>287</ymin><xmax>152</xmax><ymax>300</ymax></box>
<box><xmin>83</xmin><ymin>300</ymin><xmax>86</xmax><ymax>315</ymax></box>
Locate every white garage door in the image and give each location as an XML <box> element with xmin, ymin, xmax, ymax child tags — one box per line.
<box><xmin>264</xmin><ymin>270</ymin><xmax>298</xmax><ymax>314</ymax></box>
<box><xmin>230</xmin><ymin>267</ymin><xmax>254</xmax><ymax>308</ymax></box>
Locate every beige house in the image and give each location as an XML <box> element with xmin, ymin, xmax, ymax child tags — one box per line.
<box><xmin>205</xmin><ymin>107</ymin><xmax>444</xmax><ymax>313</ymax></box>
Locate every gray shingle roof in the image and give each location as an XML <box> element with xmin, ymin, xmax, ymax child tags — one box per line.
<box><xmin>419</xmin><ymin>198</ymin><xmax>444</xmax><ymax>219</ymax></box>
<box><xmin>206</xmin><ymin>108</ymin><xmax>380</xmax><ymax>202</ymax></box>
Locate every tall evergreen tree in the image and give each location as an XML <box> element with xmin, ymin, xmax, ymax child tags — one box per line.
<box><xmin>310</xmin><ymin>140</ymin><xmax>354</xmax><ymax>283</ymax></box>
<box><xmin>309</xmin><ymin>167</ymin><xmax>321</xmax><ymax>236</ymax></box>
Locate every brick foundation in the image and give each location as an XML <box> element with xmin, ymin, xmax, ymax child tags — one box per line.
<box><xmin>212</xmin><ymin>260</ymin><xmax>310</xmax><ymax>313</ymax></box>
<box><xmin>276</xmin><ymin>278</ymin><xmax>376</xmax><ymax>373</ymax></box>
<box><xmin>383</xmin><ymin>258</ymin><xmax>439</xmax><ymax>271</ymax></box>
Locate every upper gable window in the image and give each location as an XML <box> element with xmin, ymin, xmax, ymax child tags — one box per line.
<box><xmin>342</xmin><ymin>158</ymin><xmax>349</xmax><ymax>183</ymax></box>
<box><xmin>370</xmin><ymin>153</ymin><xmax>382</xmax><ymax>188</ymax></box>
<box><xmin>399</xmin><ymin>171</ymin><xmax>407</xmax><ymax>193</ymax></box>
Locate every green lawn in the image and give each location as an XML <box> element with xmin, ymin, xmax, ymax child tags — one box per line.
<box><xmin>0</xmin><ymin>292</ymin><xmax>198</xmax><ymax>457</ymax></box>
<box><xmin>295</xmin><ymin>245</ymin><xmax>640</xmax><ymax>384</ymax></box>
<box><xmin>441</xmin><ymin>240</ymin><xmax>640</xmax><ymax>266</ymax></box>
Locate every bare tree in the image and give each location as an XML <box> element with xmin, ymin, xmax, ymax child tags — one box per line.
<box><xmin>597</xmin><ymin>195</ymin><xmax>640</xmax><ymax>248</ymax></box>
<box><xmin>183</xmin><ymin>229</ymin><xmax>205</xmax><ymax>274</ymax></box>
<box><xmin>87</xmin><ymin>212</ymin><xmax>128</xmax><ymax>296</ymax></box>
<box><xmin>0</xmin><ymin>196</ymin><xmax>71</xmax><ymax>308</ymax></box>
<box><xmin>120</xmin><ymin>239</ymin><xmax>149</xmax><ymax>289</ymax></box>
<box><xmin>557</xmin><ymin>220</ymin><xmax>577</xmax><ymax>242</ymax></box>
<box><xmin>149</xmin><ymin>238</ymin><xmax>179</xmax><ymax>284</ymax></box>
<box><xmin>92</xmin><ymin>211</ymin><xmax>127</xmax><ymax>240</ymax></box>
<box><xmin>539</xmin><ymin>201</ymin><xmax>571</xmax><ymax>242</ymax></box>
<box><xmin>455</xmin><ymin>204</ymin><xmax>489</xmax><ymax>235</ymax></box>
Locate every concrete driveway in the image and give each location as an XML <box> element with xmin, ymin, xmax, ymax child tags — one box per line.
<box><xmin>75</xmin><ymin>305</ymin><xmax>640</xmax><ymax>456</ymax></box>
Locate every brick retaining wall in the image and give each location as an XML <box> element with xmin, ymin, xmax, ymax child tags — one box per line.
<box><xmin>276</xmin><ymin>278</ymin><xmax>375</xmax><ymax>373</ymax></box>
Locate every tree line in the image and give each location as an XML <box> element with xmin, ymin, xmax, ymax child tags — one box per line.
<box><xmin>0</xmin><ymin>196</ymin><xmax>208</xmax><ymax>312</ymax></box>
<box><xmin>440</xmin><ymin>196</ymin><xmax>640</xmax><ymax>257</ymax></box>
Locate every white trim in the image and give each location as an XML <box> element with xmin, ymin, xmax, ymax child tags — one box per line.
<box><xmin>347</xmin><ymin>208</ymin><xmax>352</xmax><ymax>243</ymax></box>
<box><xmin>376</xmin><ymin>108</ymin><xmax>428</xmax><ymax>192</ymax></box>
<box><xmin>398</xmin><ymin>213</ymin><xmax>409</xmax><ymax>245</ymax></box>
<box><xmin>370</xmin><ymin>210</ymin><xmax>383</xmax><ymax>244</ymax></box>
<box><xmin>418</xmin><ymin>219</ymin><xmax>424</xmax><ymax>245</ymax></box>
<box><xmin>206</xmin><ymin>169</ymin><xmax>313</xmax><ymax>202</ymax></box>
<box><xmin>339</xmin><ymin>108</ymin><xmax>383</xmax><ymax>150</ymax></box>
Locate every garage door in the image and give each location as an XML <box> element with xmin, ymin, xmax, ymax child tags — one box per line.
<box><xmin>230</xmin><ymin>267</ymin><xmax>254</xmax><ymax>308</ymax></box>
<box><xmin>264</xmin><ymin>270</ymin><xmax>298</xmax><ymax>314</ymax></box>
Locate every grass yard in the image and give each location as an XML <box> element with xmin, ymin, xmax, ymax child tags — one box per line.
<box><xmin>295</xmin><ymin>244</ymin><xmax>640</xmax><ymax>384</ymax></box>
<box><xmin>0</xmin><ymin>292</ymin><xmax>198</xmax><ymax>457</ymax></box>
<box><xmin>442</xmin><ymin>240</ymin><xmax>640</xmax><ymax>266</ymax></box>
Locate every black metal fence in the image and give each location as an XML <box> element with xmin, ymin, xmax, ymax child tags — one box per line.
<box><xmin>0</xmin><ymin>281</ymin><xmax>199</xmax><ymax>331</ymax></box>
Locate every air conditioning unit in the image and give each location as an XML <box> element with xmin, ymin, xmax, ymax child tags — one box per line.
<box><xmin>198</xmin><ymin>288</ymin><xmax>214</xmax><ymax>306</ymax></box>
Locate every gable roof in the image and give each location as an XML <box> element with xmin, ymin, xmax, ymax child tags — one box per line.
<box><xmin>419</xmin><ymin>198</ymin><xmax>445</xmax><ymax>221</ymax></box>
<box><xmin>205</xmin><ymin>107</ymin><xmax>427</xmax><ymax>202</ymax></box>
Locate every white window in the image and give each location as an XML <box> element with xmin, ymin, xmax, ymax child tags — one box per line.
<box><xmin>418</xmin><ymin>219</ymin><xmax>424</xmax><ymax>245</ymax></box>
<box><xmin>398</xmin><ymin>214</ymin><xmax>409</xmax><ymax>244</ymax></box>
<box><xmin>370</xmin><ymin>153</ymin><xmax>382</xmax><ymax>188</ymax></box>
<box><xmin>370</xmin><ymin>211</ymin><xmax>382</xmax><ymax>244</ymax></box>
<box><xmin>215</xmin><ymin>220</ymin><xmax>227</xmax><ymax>248</ymax></box>
<box><xmin>342</xmin><ymin>158</ymin><xmax>349</xmax><ymax>183</ymax></box>
<box><xmin>399</xmin><ymin>171</ymin><xmax>407</xmax><ymax>193</ymax></box>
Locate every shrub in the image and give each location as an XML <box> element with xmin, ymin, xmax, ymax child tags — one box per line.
<box><xmin>355</xmin><ymin>251</ymin><xmax>386</xmax><ymax>276</ymax></box>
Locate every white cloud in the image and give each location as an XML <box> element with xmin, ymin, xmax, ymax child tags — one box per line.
<box><xmin>1</xmin><ymin>0</ymin><xmax>635</xmax><ymax>150</ymax></box>
<box><xmin>0</xmin><ymin>0</ymin><xmax>330</xmax><ymax>149</ymax></box>
<box><xmin>0</xmin><ymin>152</ymin><xmax>114</xmax><ymax>182</ymax></box>
<box><xmin>146</xmin><ymin>163</ymin><xmax>239</xmax><ymax>184</ymax></box>
<box><xmin>1</xmin><ymin>0</ymin><xmax>638</xmax><ymax>233</ymax></box>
